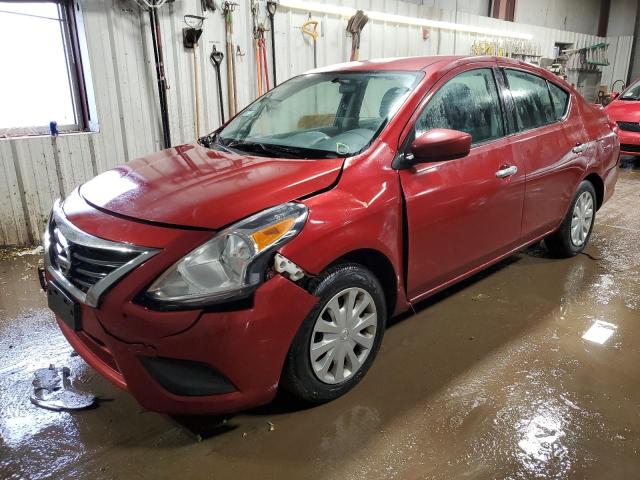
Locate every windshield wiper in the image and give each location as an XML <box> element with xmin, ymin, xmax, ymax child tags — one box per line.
<box><xmin>222</xmin><ymin>140</ymin><xmax>340</xmax><ymax>159</ymax></box>
<box><xmin>199</xmin><ymin>132</ymin><xmax>237</xmax><ymax>154</ymax></box>
<box><xmin>222</xmin><ymin>141</ymin><xmax>299</xmax><ymax>158</ymax></box>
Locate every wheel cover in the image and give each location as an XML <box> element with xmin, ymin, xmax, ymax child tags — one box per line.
<box><xmin>309</xmin><ymin>287</ymin><xmax>378</xmax><ymax>384</ymax></box>
<box><xmin>570</xmin><ymin>191</ymin><xmax>594</xmax><ymax>247</ymax></box>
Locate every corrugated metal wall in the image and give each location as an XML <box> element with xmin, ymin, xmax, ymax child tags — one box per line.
<box><xmin>0</xmin><ymin>0</ymin><xmax>633</xmax><ymax>246</ymax></box>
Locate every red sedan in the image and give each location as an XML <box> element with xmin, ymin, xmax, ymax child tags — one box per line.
<box><xmin>605</xmin><ymin>79</ymin><xmax>640</xmax><ymax>156</ymax></box>
<box><xmin>43</xmin><ymin>56</ymin><xmax>619</xmax><ymax>415</ymax></box>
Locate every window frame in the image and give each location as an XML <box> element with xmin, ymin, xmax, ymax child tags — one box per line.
<box><xmin>0</xmin><ymin>0</ymin><xmax>92</xmax><ymax>137</ymax></box>
<box><xmin>218</xmin><ymin>70</ymin><xmax>423</xmax><ymax>158</ymax></box>
<box><xmin>500</xmin><ymin>67</ymin><xmax>572</xmax><ymax>134</ymax></box>
<box><xmin>400</xmin><ymin>65</ymin><xmax>509</xmax><ymax>154</ymax></box>
<box><xmin>546</xmin><ymin>80</ymin><xmax>571</xmax><ymax>122</ymax></box>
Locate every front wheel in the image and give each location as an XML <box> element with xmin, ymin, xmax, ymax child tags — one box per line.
<box><xmin>281</xmin><ymin>263</ymin><xmax>386</xmax><ymax>404</ymax></box>
<box><xmin>545</xmin><ymin>180</ymin><xmax>597</xmax><ymax>257</ymax></box>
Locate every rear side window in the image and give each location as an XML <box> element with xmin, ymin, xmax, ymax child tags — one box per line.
<box><xmin>548</xmin><ymin>82</ymin><xmax>569</xmax><ymax>120</ymax></box>
<box><xmin>505</xmin><ymin>70</ymin><xmax>555</xmax><ymax>130</ymax></box>
<box><xmin>415</xmin><ymin>68</ymin><xmax>504</xmax><ymax>144</ymax></box>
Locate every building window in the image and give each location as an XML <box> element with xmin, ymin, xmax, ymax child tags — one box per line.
<box><xmin>0</xmin><ymin>1</ymin><xmax>92</xmax><ymax>137</ymax></box>
<box><xmin>490</xmin><ymin>0</ymin><xmax>516</xmax><ymax>22</ymax></box>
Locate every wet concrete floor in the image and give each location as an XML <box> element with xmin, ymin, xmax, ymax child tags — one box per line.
<box><xmin>2</xmin><ymin>160</ymin><xmax>640</xmax><ymax>479</ymax></box>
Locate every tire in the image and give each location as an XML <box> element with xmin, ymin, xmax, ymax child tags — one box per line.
<box><xmin>281</xmin><ymin>263</ymin><xmax>387</xmax><ymax>404</ymax></box>
<box><xmin>545</xmin><ymin>180</ymin><xmax>597</xmax><ymax>258</ymax></box>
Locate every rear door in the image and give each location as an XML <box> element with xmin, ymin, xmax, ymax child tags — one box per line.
<box><xmin>501</xmin><ymin>68</ymin><xmax>589</xmax><ymax>240</ymax></box>
<box><xmin>398</xmin><ymin>64</ymin><xmax>525</xmax><ymax>301</ymax></box>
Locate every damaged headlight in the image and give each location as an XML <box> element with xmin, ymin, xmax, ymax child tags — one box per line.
<box><xmin>144</xmin><ymin>203</ymin><xmax>308</xmax><ymax>307</ymax></box>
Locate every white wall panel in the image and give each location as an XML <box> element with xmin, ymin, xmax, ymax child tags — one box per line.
<box><xmin>0</xmin><ymin>142</ymin><xmax>29</xmax><ymax>246</ymax></box>
<box><xmin>514</xmin><ymin>0</ymin><xmax>602</xmax><ymax>35</ymax></box>
<box><xmin>0</xmin><ymin>0</ymin><xmax>634</xmax><ymax>246</ymax></box>
<box><xmin>608</xmin><ymin>0</ymin><xmax>637</xmax><ymax>37</ymax></box>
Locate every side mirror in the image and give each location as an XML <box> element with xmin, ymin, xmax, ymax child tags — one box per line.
<box><xmin>405</xmin><ymin>128</ymin><xmax>471</xmax><ymax>166</ymax></box>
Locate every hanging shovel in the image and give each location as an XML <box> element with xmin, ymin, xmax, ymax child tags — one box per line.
<box><xmin>346</xmin><ymin>10</ymin><xmax>368</xmax><ymax>61</ymax></box>
<box><xmin>210</xmin><ymin>44</ymin><xmax>226</xmax><ymax>124</ymax></box>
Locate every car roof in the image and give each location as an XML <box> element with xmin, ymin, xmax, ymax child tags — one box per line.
<box><xmin>309</xmin><ymin>55</ymin><xmax>575</xmax><ymax>92</ymax></box>
<box><xmin>311</xmin><ymin>55</ymin><xmax>465</xmax><ymax>73</ymax></box>
<box><xmin>311</xmin><ymin>55</ymin><xmax>543</xmax><ymax>73</ymax></box>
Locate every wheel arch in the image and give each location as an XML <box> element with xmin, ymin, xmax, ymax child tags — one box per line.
<box><xmin>327</xmin><ymin>248</ymin><xmax>398</xmax><ymax>318</ymax></box>
<box><xmin>584</xmin><ymin>172</ymin><xmax>604</xmax><ymax>210</ymax></box>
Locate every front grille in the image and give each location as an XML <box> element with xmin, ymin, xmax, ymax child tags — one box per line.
<box><xmin>620</xmin><ymin>143</ymin><xmax>640</xmax><ymax>153</ymax></box>
<box><xmin>617</xmin><ymin>121</ymin><xmax>640</xmax><ymax>132</ymax></box>
<box><xmin>50</xmin><ymin>220</ymin><xmax>139</xmax><ymax>293</ymax></box>
<box><xmin>45</xmin><ymin>197</ymin><xmax>158</xmax><ymax>307</ymax></box>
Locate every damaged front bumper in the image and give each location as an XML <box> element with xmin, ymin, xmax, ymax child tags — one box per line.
<box><xmin>43</xmin><ymin>191</ymin><xmax>319</xmax><ymax>415</ymax></box>
<box><xmin>55</xmin><ymin>274</ymin><xmax>318</xmax><ymax>415</ymax></box>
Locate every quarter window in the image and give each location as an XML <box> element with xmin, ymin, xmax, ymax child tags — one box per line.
<box><xmin>415</xmin><ymin>69</ymin><xmax>504</xmax><ymax>145</ymax></box>
<box><xmin>548</xmin><ymin>82</ymin><xmax>569</xmax><ymax>120</ymax></box>
<box><xmin>505</xmin><ymin>70</ymin><xmax>555</xmax><ymax>130</ymax></box>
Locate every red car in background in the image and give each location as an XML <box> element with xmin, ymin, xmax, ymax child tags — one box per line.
<box><xmin>605</xmin><ymin>79</ymin><xmax>640</xmax><ymax>156</ymax></box>
<box><xmin>43</xmin><ymin>56</ymin><xmax>619</xmax><ymax>415</ymax></box>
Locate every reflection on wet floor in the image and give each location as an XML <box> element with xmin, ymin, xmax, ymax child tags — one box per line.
<box><xmin>582</xmin><ymin>320</ymin><xmax>617</xmax><ymax>345</ymax></box>
<box><xmin>2</xmin><ymin>159</ymin><xmax>640</xmax><ymax>479</ymax></box>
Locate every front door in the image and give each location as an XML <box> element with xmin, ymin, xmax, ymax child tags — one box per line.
<box><xmin>398</xmin><ymin>65</ymin><xmax>525</xmax><ymax>302</ymax></box>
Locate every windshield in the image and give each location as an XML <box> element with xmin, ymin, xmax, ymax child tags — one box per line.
<box><xmin>620</xmin><ymin>79</ymin><xmax>640</xmax><ymax>100</ymax></box>
<box><xmin>209</xmin><ymin>71</ymin><xmax>421</xmax><ymax>159</ymax></box>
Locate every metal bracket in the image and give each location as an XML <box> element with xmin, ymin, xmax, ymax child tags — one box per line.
<box><xmin>274</xmin><ymin>253</ymin><xmax>305</xmax><ymax>282</ymax></box>
<box><xmin>131</xmin><ymin>0</ymin><xmax>172</xmax><ymax>10</ymax></box>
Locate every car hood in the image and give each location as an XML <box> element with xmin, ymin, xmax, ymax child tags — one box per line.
<box><xmin>79</xmin><ymin>143</ymin><xmax>343</xmax><ymax>229</ymax></box>
<box><xmin>605</xmin><ymin>100</ymin><xmax>640</xmax><ymax>122</ymax></box>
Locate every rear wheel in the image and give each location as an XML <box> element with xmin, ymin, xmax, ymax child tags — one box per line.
<box><xmin>281</xmin><ymin>263</ymin><xmax>386</xmax><ymax>404</ymax></box>
<box><xmin>545</xmin><ymin>180</ymin><xmax>596</xmax><ymax>257</ymax></box>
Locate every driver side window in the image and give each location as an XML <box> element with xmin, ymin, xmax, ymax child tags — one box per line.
<box><xmin>415</xmin><ymin>68</ymin><xmax>504</xmax><ymax>145</ymax></box>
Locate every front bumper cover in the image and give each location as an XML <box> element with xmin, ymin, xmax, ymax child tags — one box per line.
<box><xmin>56</xmin><ymin>274</ymin><xmax>318</xmax><ymax>415</ymax></box>
<box><xmin>618</xmin><ymin>129</ymin><xmax>640</xmax><ymax>155</ymax></box>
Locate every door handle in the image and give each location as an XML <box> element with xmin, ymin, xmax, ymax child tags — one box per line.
<box><xmin>572</xmin><ymin>143</ymin><xmax>586</xmax><ymax>154</ymax></box>
<box><xmin>495</xmin><ymin>165</ymin><xmax>518</xmax><ymax>178</ymax></box>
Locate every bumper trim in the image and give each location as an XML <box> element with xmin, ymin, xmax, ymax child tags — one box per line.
<box><xmin>139</xmin><ymin>356</ymin><xmax>237</xmax><ymax>396</ymax></box>
<box><xmin>58</xmin><ymin>318</ymin><xmax>127</xmax><ymax>391</ymax></box>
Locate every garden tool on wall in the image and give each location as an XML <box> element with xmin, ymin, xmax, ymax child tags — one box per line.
<box><xmin>346</xmin><ymin>10</ymin><xmax>368</xmax><ymax>62</ymax></box>
<box><xmin>210</xmin><ymin>44</ymin><xmax>225</xmax><ymax>124</ymax></box>
<box><xmin>201</xmin><ymin>0</ymin><xmax>217</xmax><ymax>12</ymax></box>
<box><xmin>146</xmin><ymin>0</ymin><xmax>172</xmax><ymax>148</ymax></box>
<box><xmin>252</xmin><ymin>0</ymin><xmax>270</xmax><ymax>97</ymax></box>
<box><xmin>183</xmin><ymin>15</ymin><xmax>205</xmax><ymax>137</ymax></box>
<box><xmin>222</xmin><ymin>1</ymin><xmax>239</xmax><ymax>117</ymax></box>
<box><xmin>267</xmin><ymin>0</ymin><xmax>277</xmax><ymax>86</ymax></box>
<box><xmin>301</xmin><ymin>18</ymin><xmax>319</xmax><ymax>69</ymax></box>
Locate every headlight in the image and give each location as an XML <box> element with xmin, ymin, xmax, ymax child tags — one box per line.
<box><xmin>144</xmin><ymin>203</ymin><xmax>308</xmax><ymax>307</ymax></box>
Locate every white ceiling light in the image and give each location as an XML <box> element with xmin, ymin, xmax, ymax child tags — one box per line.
<box><xmin>278</xmin><ymin>0</ymin><xmax>534</xmax><ymax>40</ymax></box>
